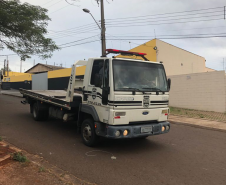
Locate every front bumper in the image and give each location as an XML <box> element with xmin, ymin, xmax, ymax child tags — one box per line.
<box><xmin>95</xmin><ymin>121</ymin><xmax>170</xmax><ymax>139</ymax></box>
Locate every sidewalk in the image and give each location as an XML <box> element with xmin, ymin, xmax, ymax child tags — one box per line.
<box><xmin>0</xmin><ymin>89</ymin><xmax>23</xmax><ymax>98</ymax></box>
<box><xmin>169</xmin><ymin>115</ymin><xmax>226</xmax><ymax>132</ymax></box>
<box><xmin>0</xmin><ymin>141</ymin><xmax>95</xmax><ymax>185</ymax></box>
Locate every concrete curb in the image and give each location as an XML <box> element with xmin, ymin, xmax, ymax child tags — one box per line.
<box><xmin>0</xmin><ymin>141</ymin><xmax>21</xmax><ymax>164</ymax></box>
<box><xmin>0</xmin><ymin>154</ymin><xmax>11</xmax><ymax>163</ymax></box>
<box><xmin>169</xmin><ymin>120</ymin><xmax>226</xmax><ymax>133</ymax></box>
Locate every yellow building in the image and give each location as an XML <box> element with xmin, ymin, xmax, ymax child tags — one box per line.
<box><xmin>117</xmin><ymin>39</ymin><xmax>211</xmax><ymax>76</ymax></box>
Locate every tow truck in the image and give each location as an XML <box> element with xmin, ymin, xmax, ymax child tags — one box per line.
<box><xmin>20</xmin><ymin>49</ymin><xmax>171</xmax><ymax>146</ymax></box>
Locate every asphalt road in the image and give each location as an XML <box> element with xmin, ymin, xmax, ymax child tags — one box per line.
<box><xmin>0</xmin><ymin>95</ymin><xmax>226</xmax><ymax>185</ymax></box>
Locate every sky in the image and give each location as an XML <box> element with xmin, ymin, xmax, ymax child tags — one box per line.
<box><xmin>0</xmin><ymin>0</ymin><xmax>226</xmax><ymax>72</ymax></box>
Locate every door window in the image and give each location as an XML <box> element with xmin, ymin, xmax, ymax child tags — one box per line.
<box><xmin>90</xmin><ymin>60</ymin><xmax>104</xmax><ymax>85</ymax></box>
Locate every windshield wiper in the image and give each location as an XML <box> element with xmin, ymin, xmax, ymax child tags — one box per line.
<box><xmin>118</xmin><ymin>87</ymin><xmax>141</xmax><ymax>91</ymax></box>
<box><xmin>142</xmin><ymin>87</ymin><xmax>163</xmax><ymax>92</ymax></box>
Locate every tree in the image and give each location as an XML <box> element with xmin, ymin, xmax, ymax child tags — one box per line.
<box><xmin>1</xmin><ymin>67</ymin><xmax>11</xmax><ymax>71</ymax></box>
<box><xmin>0</xmin><ymin>0</ymin><xmax>59</xmax><ymax>60</ymax></box>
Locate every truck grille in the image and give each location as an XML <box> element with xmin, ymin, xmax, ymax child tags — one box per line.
<box><xmin>129</xmin><ymin>120</ymin><xmax>158</xmax><ymax>125</ymax></box>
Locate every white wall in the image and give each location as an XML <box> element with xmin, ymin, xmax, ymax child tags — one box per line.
<box><xmin>157</xmin><ymin>39</ymin><xmax>206</xmax><ymax>76</ymax></box>
<box><xmin>168</xmin><ymin>71</ymin><xmax>226</xmax><ymax>113</ymax></box>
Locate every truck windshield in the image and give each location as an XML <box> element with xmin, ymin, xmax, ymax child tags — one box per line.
<box><xmin>113</xmin><ymin>59</ymin><xmax>168</xmax><ymax>92</ymax></box>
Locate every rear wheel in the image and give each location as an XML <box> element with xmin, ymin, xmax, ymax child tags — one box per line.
<box><xmin>32</xmin><ymin>103</ymin><xmax>49</xmax><ymax>121</ymax></box>
<box><xmin>81</xmin><ymin>119</ymin><xmax>99</xmax><ymax>147</ymax></box>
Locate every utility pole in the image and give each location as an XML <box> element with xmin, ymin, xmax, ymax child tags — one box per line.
<box><xmin>3</xmin><ymin>59</ymin><xmax>6</xmax><ymax>76</ymax></box>
<box><xmin>224</xmin><ymin>58</ymin><xmax>225</xmax><ymax>72</ymax></box>
<box><xmin>7</xmin><ymin>56</ymin><xmax>9</xmax><ymax>77</ymax></box>
<box><xmin>100</xmin><ymin>0</ymin><xmax>106</xmax><ymax>57</ymax></box>
<box><xmin>20</xmin><ymin>60</ymin><xmax>23</xmax><ymax>73</ymax></box>
<box><xmin>83</xmin><ymin>0</ymin><xmax>106</xmax><ymax>57</ymax></box>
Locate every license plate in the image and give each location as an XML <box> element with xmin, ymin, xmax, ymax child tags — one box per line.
<box><xmin>141</xmin><ymin>126</ymin><xmax>153</xmax><ymax>133</ymax></box>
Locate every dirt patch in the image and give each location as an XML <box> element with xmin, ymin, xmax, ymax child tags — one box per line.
<box><xmin>0</xmin><ymin>141</ymin><xmax>95</xmax><ymax>185</ymax></box>
<box><xmin>0</xmin><ymin>162</ymin><xmax>66</xmax><ymax>185</ymax></box>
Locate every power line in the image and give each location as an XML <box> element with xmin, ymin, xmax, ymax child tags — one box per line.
<box><xmin>107</xmin><ymin>32</ymin><xmax>226</xmax><ymax>38</ymax></box>
<box><xmin>48</xmin><ymin>28</ymin><xmax>100</xmax><ymax>40</ymax></box>
<box><xmin>47</xmin><ymin>24</ymin><xmax>98</xmax><ymax>37</ymax></box>
<box><xmin>106</xmin><ymin>10</ymin><xmax>223</xmax><ymax>23</ymax></box>
<box><xmin>107</xmin><ymin>18</ymin><xmax>223</xmax><ymax>28</ymax></box>
<box><xmin>58</xmin><ymin>34</ymin><xmax>100</xmax><ymax>46</ymax></box>
<box><xmin>105</xmin><ymin>6</ymin><xmax>224</xmax><ymax>20</ymax></box>
<box><xmin>45</xmin><ymin>0</ymin><xmax>63</xmax><ymax>9</ymax></box>
<box><xmin>107</xmin><ymin>35</ymin><xmax>226</xmax><ymax>40</ymax></box>
<box><xmin>48</xmin><ymin>23</ymin><xmax>96</xmax><ymax>33</ymax></box>
<box><xmin>108</xmin><ymin>26</ymin><xmax>226</xmax><ymax>35</ymax></box>
<box><xmin>41</xmin><ymin>0</ymin><xmax>58</xmax><ymax>6</ymax></box>
<box><xmin>65</xmin><ymin>0</ymin><xmax>80</xmax><ymax>6</ymax></box>
<box><xmin>106</xmin><ymin>14</ymin><xmax>223</xmax><ymax>26</ymax></box>
<box><xmin>49</xmin><ymin>5</ymin><xmax>71</xmax><ymax>14</ymax></box>
<box><xmin>60</xmin><ymin>40</ymin><xmax>99</xmax><ymax>49</ymax></box>
<box><xmin>0</xmin><ymin>54</ymin><xmax>17</xmax><ymax>56</ymax></box>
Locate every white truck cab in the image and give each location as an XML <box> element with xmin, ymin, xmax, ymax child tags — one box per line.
<box><xmin>66</xmin><ymin>49</ymin><xmax>171</xmax><ymax>146</ymax></box>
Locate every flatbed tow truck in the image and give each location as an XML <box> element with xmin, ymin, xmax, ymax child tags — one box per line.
<box><xmin>20</xmin><ymin>49</ymin><xmax>171</xmax><ymax>146</ymax></box>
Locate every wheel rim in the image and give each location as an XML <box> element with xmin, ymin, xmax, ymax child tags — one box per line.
<box><xmin>83</xmin><ymin>124</ymin><xmax>92</xmax><ymax>142</ymax></box>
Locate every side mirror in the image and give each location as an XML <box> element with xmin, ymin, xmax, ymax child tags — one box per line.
<box><xmin>94</xmin><ymin>74</ymin><xmax>102</xmax><ymax>87</ymax></box>
<box><xmin>167</xmin><ymin>78</ymin><xmax>171</xmax><ymax>91</ymax></box>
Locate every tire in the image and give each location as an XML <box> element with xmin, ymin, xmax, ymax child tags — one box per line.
<box><xmin>81</xmin><ymin>119</ymin><xmax>99</xmax><ymax>147</ymax></box>
<box><xmin>30</xmin><ymin>104</ymin><xmax>33</xmax><ymax>114</ymax></box>
<box><xmin>33</xmin><ymin>103</ymin><xmax>49</xmax><ymax>121</ymax></box>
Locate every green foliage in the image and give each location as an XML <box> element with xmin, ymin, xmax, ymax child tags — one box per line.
<box><xmin>39</xmin><ymin>166</ymin><xmax>46</xmax><ymax>172</ymax></box>
<box><xmin>0</xmin><ymin>0</ymin><xmax>59</xmax><ymax>60</ymax></box>
<box><xmin>0</xmin><ymin>136</ymin><xmax>2</xmax><ymax>141</ymax></box>
<box><xmin>12</xmin><ymin>152</ymin><xmax>28</xmax><ymax>162</ymax></box>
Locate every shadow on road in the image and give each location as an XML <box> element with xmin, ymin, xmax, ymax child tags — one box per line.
<box><xmin>11</xmin><ymin>111</ymin><xmax>166</xmax><ymax>155</ymax></box>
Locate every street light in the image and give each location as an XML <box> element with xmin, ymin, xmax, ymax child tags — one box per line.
<box><xmin>83</xmin><ymin>9</ymin><xmax>101</xmax><ymax>30</ymax></box>
<box><xmin>83</xmin><ymin>4</ymin><xmax>106</xmax><ymax>57</ymax></box>
<box><xmin>83</xmin><ymin>8</ymin><xmax>90</xmax><ymax>13</ymax></box>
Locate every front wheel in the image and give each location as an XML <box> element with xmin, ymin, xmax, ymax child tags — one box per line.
<box><xmin>81</xmin><ymin>119</ymin><xmax>99</xmax><ymax>147</ymax></box>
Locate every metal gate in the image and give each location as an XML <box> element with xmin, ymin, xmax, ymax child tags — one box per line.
<box><xmin>32</xmin><ymin>72</ymin><xmax>48</xmax><ymax>90</ymax></box>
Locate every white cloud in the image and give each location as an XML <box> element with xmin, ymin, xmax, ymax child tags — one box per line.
<box><xmin>1</xmin><ymin>0</ymin><xmax>226</xmax><ymax>72</ymax></box>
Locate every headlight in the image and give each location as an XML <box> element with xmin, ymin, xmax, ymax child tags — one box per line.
<box><xmin>115</xmin><ymin>130</ymin><xmax>121</xmax><ymax>137</ymax></box>
<box><xmin>115</xmin><ymin>112</ymin><xmax>126</xmax><ymax>116</ymax></box>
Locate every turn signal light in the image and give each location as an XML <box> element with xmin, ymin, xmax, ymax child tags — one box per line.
<box><xmin>162</xmin><ymin>109</ymin><xmax>168</xmax><ymax>114</ymax></box>
<box><xmin>123</xmin><ymin>130</ymin><xmax>128</xmax><ymax>136</ymax></box>
<box><xmin>114</xmin><ymin>116</ymin><xmax>121</xmax><ymax>119</ymax></box>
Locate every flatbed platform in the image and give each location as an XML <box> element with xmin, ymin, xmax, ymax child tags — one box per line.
<box><xmin>20</xmin><ymin>89</ymin><xmax>82</xmax><ymax>110</ymax></box>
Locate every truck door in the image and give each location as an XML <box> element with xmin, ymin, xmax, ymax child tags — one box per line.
<box><xmin>87</xmin><ymin>59</ymin><xmax>109</xmax><ymax>123</ymax></box>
